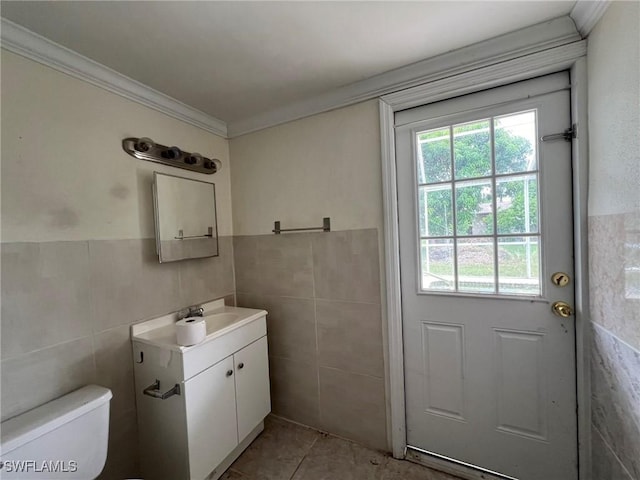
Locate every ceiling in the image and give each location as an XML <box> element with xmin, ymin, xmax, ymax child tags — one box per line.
<box><xmin>1</xmin><ymin>1</ymin><xmax>576</xmax><ymax>127</ymax></box>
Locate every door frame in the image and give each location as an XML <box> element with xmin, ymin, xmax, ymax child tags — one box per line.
<box><xmin>379</xmin><ymin>44</ymin><xmax>592</xmax><ymax>479</ymax></box>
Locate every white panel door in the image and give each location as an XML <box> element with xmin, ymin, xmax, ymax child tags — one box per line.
<box><xmin>184</xmin><ymin>356</ymin><xmax>238</xmax><ymax>480</ymax></box>
<box><xmin>235</xmin><ymin>336</ymin><xmax>271</xmax><ymax>440</ymax></box>
<box><xmin>395</xmin><ymin>73</ymin><xmax>577</xmax><ymax>480</ymax></box>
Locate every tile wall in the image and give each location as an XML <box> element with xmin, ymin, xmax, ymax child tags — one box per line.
<box><xmin>589</xmin><ymin>214</ymin><xmax>640</xmax><ymax>480</ymax></box>
<box><xmin>0</xmin><ymin>237</ymin><xmax>236</xmax><ymax>479</ymax></box>
<box><xmin>587</xmin><ymin>2</ymin><xmax>639</xmax><ymax>478</ymax></box>
<box><xmin>234</xmin><ymin>229</ymin><xmax>388</xmax><ymax>451</ymax></box>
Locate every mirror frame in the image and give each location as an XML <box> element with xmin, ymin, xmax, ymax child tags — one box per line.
<box><xmin>152</xmin><ymin>171</ymin><xmax>219</xmax><ymax>263</ymax></box>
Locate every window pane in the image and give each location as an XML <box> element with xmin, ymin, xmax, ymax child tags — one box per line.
<box><xmin>417</xmin><ymin>128</ymin><xmax>451</xmax><ymax>184</ymax></box>
<box><xmin>457</xmin><ymin>237</ymin><xmax>495</xmax><ymax>293</ymax></box>
<box><xmin>496</xmin><ymin>174</ymin><xmax>539</xmax><ymax>234</ymax></box>
<box><xmin>414</xmin><ymin>110</ymin><xmax>544</xmax><ymax>298</ymax></box>
<box><xmin>421</xmin><ymin>239</ymin><xmax>455</xmax><ymax>291</ymax></box>
<box><xmin>454</xmin><ymin>120</ymin><xmax>491</xmax><ymax>180</ymax></box>
<box><xmin>419</xmin><ymin>185</ymin><xmax>453</xmax><ymax>237</ymax></box>
<box><xmin>455</xmin><ymin>179</ymin><xmax>494</xmax><ymax>236</ymax></box>
<box><xmin>498</xmin><ymin>237</ymin><xmax>540</xmax><ymax>295</ymax></box>
<box><xmin>495</xmin><ymin>111</ymin><xmax>537</xmax><ymax>174</ymax></box>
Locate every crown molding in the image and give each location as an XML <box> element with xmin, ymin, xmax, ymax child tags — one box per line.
<box><xmin>570</xmin><ymin>0</ymin><xmax>611</xmax><ymax>37</ymax></box>
<box><xmin>1</xmin><ymin>13</ymin><xmax>588</xmax><ymax>140</ymax></box>
<box><xmin>0</xmin><ymin>18</ymin><xmax>228</xmax><ymax>138</ymax></box>
<box><xmin>382</xmin><ymin>41</ymin><xmax>586</xmax><ymax>112</ymax></box>
<box><xmin>227</xmin><ymin>16</ymin><xmax>581</xmax><ymax>137</ymax></box>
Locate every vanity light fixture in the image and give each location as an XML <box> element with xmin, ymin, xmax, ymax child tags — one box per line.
<box><xmin>122</xmin><ymin>137</ymin><xmax>221</xmax><ymax>174</ymax></box>
<box><xmin>161</xmin><ymin>146</ymin><xmax>182</xmax><ymax>160</ymax></box>
<box><xmin>184</xmin><ymin>152</ymin><xmax>203</xmax><ymax>165</ymax></box>
<box><xmin>135</xmin><ymin>137</ymin><xmax>155</xmax><ymax>152</ymax></box>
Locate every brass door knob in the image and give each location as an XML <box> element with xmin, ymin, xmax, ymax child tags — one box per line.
<box><xmin>552</xmin><ymin>301</ymin><xmax>573</xmax><ymax>318</ymax></box>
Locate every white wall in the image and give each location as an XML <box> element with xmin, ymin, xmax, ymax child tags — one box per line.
<box><xmin>229</xmin><ymin>99</ymin><xmax>389</xmax><ymax>449</ymax></box>
<box><xmin>229</xmin><ymin>100</ymin><xmax>382</xmax><ymax>235</ymax></box>
<box><xmin>587</xmin><ymin>1</ymin><xmax>640</xmax><ymax>217</ymax></box>
<box><xmin>1</xmin><ymin>50</ymin><xmax>232</xmax><ymax>242</ymax></box>
<box><xmin>587</xmin><ymin>2</ymin><xmax>640</xmax><ymax>478</ymax></box>
<box><xmin>1</xmin><ymin>50</ymin><xmax>235</xmax><ymax>479</ymax></box>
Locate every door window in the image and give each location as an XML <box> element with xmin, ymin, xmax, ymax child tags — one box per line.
<box><xmin>416</xmin><ymin>110</ymin><xmax>541</xmax><ymax>295</ymax></box>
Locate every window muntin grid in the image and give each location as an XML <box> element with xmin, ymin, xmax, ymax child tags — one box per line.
<box><xmin>416</xmin><ymin>110</ymin><xmax>541</xmax><ymax>296</ymax></box>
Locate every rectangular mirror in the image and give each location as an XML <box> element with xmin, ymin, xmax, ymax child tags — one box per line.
<box><xmin>153</xmin><ymin>172</ymin><xmax>219</xmax><ymax>262</ymax></box>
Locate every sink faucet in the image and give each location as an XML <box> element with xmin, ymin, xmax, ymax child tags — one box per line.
<box><xmin>177</xmin><ymin>305</ymin><xmax>204</xmax><ymax>320</ymax></box>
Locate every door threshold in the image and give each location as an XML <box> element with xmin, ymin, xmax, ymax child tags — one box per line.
<box><xmin>406</xmin><ymin>446</ymin><xmax>518</xmax><ymax>480</ymax></box>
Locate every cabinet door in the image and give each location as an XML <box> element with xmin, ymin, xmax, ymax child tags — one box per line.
<box><xmin>235</xmin><ymin>336</ymin><xmax>271</xmax><ymax>440</ymax></box>
<box><xmin>184</xmin><ymin>356</ymin><xmax>238</xmax><ymax>480</ymax></box>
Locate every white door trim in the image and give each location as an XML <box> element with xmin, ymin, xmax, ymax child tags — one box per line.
<box><xmin>379</xmin><ymin>42</ymin><xmax>592</xmax><ymax>479</ymax></box>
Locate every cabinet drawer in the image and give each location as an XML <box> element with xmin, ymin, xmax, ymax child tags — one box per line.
<box><xmin>182</xmin><ymin>316</ymin><xmax>266</xmax><ymax>380</ymax></box>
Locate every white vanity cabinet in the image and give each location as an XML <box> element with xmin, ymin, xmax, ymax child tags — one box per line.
<box><xmin>184</xmin><ymin>337</ymin><xmax>270</xmax><ymax>480</ymax></box>
<box><xmin>132</xmin><ymin>303</ymin><xmax>270</xmax><ymax>480</ymax></box>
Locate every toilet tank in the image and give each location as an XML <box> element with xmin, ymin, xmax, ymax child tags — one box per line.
<box><xmin>0</xmin><ymin>385</ymin><xmax>112</xmax><ymax>479</ymax></box>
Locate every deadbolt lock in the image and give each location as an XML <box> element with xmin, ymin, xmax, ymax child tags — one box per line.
<box><xmin>552</xmin><ymin>301</ymin><xmax>574</xmax><ymax>318</ymax></box>
<box><xmin>551</xmin><ymin>272</ymin><xmax>570</xmax><ymax>287</ymax></box>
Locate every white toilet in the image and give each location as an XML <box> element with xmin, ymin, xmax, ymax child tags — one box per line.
<box><xmin>0</xmin><ymin>385</ymin><xmax>112</xmax><ymax>479</ymax></box>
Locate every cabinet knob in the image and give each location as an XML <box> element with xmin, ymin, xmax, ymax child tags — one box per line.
<box><xmin>226</xmin><ymin>369</ymin><xmax>233</xmax><ymax>377</ymax></box>
<box><xmin>238</xmin><ymin>362</ymin><xmax>245</xmax><ymax>369</ymax></box>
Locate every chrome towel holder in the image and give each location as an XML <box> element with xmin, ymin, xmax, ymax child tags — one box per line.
<box><xmin>273</xmin><ymin>217</ymin><xmax>331</xmax><ymax>234</ymax></box>
<box><xmin>143</xmin><ymin>380</ymin><xmax>181</xmax><ymax>400</ymax></box>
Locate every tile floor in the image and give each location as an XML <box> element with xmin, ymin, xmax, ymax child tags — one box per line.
<box><xmin>221</xmin><ymin>416</ymin><xmax>461</xmax><ymax>480</ymax></box>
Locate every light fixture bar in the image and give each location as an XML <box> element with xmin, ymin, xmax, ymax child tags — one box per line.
<box><xmin>122</xmin><ymin>137</ymin><xmax>221</xmax><ymax>175</ymax></box>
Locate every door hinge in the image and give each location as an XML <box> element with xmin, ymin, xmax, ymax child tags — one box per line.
<box><xmin>541</xmin><ymin>124</ymin><xmax>577</xmax><ymax>142</ymax></box>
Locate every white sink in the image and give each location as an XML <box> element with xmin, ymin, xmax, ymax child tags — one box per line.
<box><xmin>206</xmin><ymin>312</ymin><xmax>241</xmax><ymax>335</ymax></box>
<box><xmin>131</xmin><ymin>299</ymin><xmax>267</xmax><ymax>352</ymax></box>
